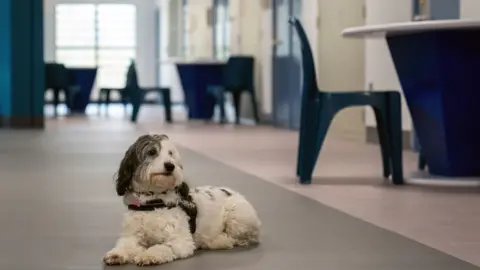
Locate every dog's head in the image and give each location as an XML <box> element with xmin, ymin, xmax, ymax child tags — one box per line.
<box><xmin>115</xmin><ymin>133</ymin><xmax>185</xmax><ymax>196</ymax></box>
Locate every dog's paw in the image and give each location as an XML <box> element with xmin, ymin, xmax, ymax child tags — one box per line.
<box><xmin>103</xmin><ymin>250</ymin><xmax>129</xmax><ymax>265</ymax></box>
<box><xmin>134</xmin><ymin>253</ymin><xmax>160</xmax><ymax>266</ymax></box>
<box><xmin>200</xmin><ymin>233</ymin><xmax>235</xmax><ymax>250</ymax></box>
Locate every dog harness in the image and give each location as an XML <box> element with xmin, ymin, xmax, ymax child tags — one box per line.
<box><xmin>127</xmin><ymin>198</ymin><xmax>198</xmax><ymax>234</ymax></box>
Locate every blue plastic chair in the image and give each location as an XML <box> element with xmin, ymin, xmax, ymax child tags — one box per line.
<box><xmin>45</xmin><ymin>63</ymin><xmax>73</xmax><ymax>116</ymax></box>
<box><xmin>100</xmin><ymin>61</ymin><xmax>172</xmax><ymax>123</ymax></box>
<box><xmin>289</xmin><ymin>17</ymin><xmax>404</xmax><ymax>185</ymax></box>
<box><xmin>208</xmin><ymin>56</ymin><xmax>260</xmax><ymax>124</ymax></box>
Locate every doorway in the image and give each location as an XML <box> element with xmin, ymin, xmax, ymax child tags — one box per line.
<box><xmin>271</xmin><ymin>0</ymin><xmax>302</xmax><ymax>130</ymax></box>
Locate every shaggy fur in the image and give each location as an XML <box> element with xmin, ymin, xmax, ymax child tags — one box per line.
<box><xmin>104</xmin><ymin>134</ymin><xmax>261</xmax><ymax>266</ymax></box>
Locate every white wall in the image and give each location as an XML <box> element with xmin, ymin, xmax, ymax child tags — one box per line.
<box><xmin>157</xmin><ymin>0</ymin><xmax>185</xmax><ymax>102</ymax></box>
<box><xmin>229</xmin><ymin>0</ymin><xmax>242</xmax><ymax>55</ymax></box>
<box><xmin>316</xmin><ymin>0</ymin><xmax>366</xmax><ymax>140</ymax></box>
<box><xmin>185</xmin><ymin>0</ymin><xmax>264</xmax><ymax>117</ymax></box>
<box><xmin>461</xmin><ymin>0</ymin><xmax>480</xmax><ymax>18</ymax></box>
<box><xmin>44</xmin><ymin>0</ymin><xmax>157</xmax><ymax>99</ymax></box>
<box><xmin>185</xmin><ymin>0</ymin><xmax>213</xmax><ymax>58</ymax></box>
<box><xmin>233</xmin><ymin>0</ymin><xmax>263</xmax><ymax>117</ymax></box>
<box><xmin>364</xmin><ymin>0</ymin><xmax>412</xmax><ymax>131</ymax></box>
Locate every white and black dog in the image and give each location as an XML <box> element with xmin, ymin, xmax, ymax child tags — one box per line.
<box><xmin>104</xmin><ymin>134</ymin><xmax>261</xmax><ymax>266</ymax></box>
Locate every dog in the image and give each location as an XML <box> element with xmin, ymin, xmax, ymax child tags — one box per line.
<box><xmin>103</xmin><ymin>134</ymin><xmax>261</xmax><ymax>266</ymax></box>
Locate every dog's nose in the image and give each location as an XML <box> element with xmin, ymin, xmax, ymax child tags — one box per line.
<box><xmin>164</xmin><ymin>162</ymin><xmax>175</xmax><ymax>172</ymax></box>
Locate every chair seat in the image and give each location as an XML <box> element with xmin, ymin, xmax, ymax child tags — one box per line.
<box><xmin>98</xmin><ymin>71</ymin><xmax>173</xmax><ymax>124</ymax></box>
<box><xmin>315</xmin><ymin>90</ymin><xmax>398</xmax><ymax>109</ymax></box>
<box><xmin>142</xmin><ymin>87</ymin><xmax>170</xmax><ymax>92</ymax></box>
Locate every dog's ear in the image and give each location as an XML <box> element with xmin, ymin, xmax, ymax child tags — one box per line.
<box><xmin>176</xmin><ymin>181</ymin><xmax>191</xmax><ymax>201</ymax></box>
<box><xmin>115</xmin><ymin>145</ymin><xmax>139</xmax><ymax>196</ymax></box>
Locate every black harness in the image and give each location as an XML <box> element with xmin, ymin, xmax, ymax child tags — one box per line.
<box><xmin>128</xmin><ymin>199</ymin><xmax>198</xmax><ymax>234</ymax></box>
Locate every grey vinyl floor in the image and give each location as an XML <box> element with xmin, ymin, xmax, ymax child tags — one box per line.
<box><xmin>0</xmin><ymin>126</ymin><xmax>478</xmax><ymax>270</ymax></box>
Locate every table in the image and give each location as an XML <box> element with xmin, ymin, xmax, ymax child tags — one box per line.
<box><xmin>175</xmin><ymin>60</ymin><xmax>226</xmax><ymax>120</ymax></box>
<box><xmin>342</xmin><ymin>20</ymin><xmax>480</xmax><ymax>179</ymax></box>
<box><xmin>68</xmin><ymin>68</ymin><xmax>97</xmax><ymax>114</ymax></box>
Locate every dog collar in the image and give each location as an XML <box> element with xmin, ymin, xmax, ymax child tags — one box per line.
<box><xmin>127</xmin><ymin>198</ymin><xmax>197</xmax><ymax>234</ymax></box>
<box><xmin>127</xmin><ymin>199</ymin><xmax>174</xmax><ymax>211</ymax></box>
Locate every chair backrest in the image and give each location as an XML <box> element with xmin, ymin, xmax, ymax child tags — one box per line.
<box><xmin>288</xmin><ymin>17</ymin><xmax>319</xmax><ymax>98</ymax></box>
<box><xmin>223</xmin><ymin>56</ymin><xmax>255</xmax><ymax>91</ymax></box>
<box><xmin>124</xmin><ymin>60</ymin><xmax>140</xmax><ymax>96</ymax></box>
<box><xmin>45</xmin><ymin>62</ymin><xmax>69</xmax><ymax>90</ymax></box>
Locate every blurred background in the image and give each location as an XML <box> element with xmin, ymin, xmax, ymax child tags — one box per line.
<box><xmin>2</xmin><ymin>0</ymin><xmax>480</xmax><ymax>269</ymax></box>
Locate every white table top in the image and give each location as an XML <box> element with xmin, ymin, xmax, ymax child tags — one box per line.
<box><xmin>166</xmin><ymin>57</ymin><xmax>226</xmax><ymax>65</ymax></box>
<box><xmin>342</xmin><ymin>19</ymin><xmax>480</xmax><ymax>38</ymax></box>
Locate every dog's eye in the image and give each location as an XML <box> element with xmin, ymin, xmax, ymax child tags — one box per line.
<box><xmin>168</xmin><ymin>151</ymin><xmax>173</xmax><ymax>156</ymax></box>
<box><xmin>147</xmin><ymin>149</ymin><xmax>157</xmax><ymax>156</ymax></box>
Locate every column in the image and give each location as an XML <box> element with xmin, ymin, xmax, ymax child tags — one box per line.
<box><xmin>0</xmin><ymin>0</ymin><xmax>44</xmax><ymax>129</ymax></box>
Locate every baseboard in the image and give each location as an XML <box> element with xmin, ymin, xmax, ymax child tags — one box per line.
<box><xmin>259</xmin><ymin>112</ymin><xmax>273</xmax><ymax>125</ymax></box>
<box><xmin>366</xmin><ymin>126</ymin><xmax>412</xmax><ymax>150</ymax></box>
<box><xmin>0</xmin><ymin>115</ymin><xmax>44</xmax><ymax>129</ymax></box>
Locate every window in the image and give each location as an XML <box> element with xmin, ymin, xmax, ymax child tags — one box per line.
<box><xmin>213</xmin><ymin>0</ymin><xmax>230</xmax><ymax>60</ymax></box>
<box><xmin>96</xmin><ymin>4</ymin><xmax>136</xmax><ymax>88</ymax></box>
<box><xmin>55</xmin><ymin>3</ymin><xmax>136</xmax><ymax>96</ymax></box>
<box><xmin>55</xmin><ymin>4</ymin><xmax>96</xmax><ymax>67</ymax></box>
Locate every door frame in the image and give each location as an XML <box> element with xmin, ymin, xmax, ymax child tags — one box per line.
<box><xmin>271</xmin><ymin>0</ymin><xmax>314</xmax><ymax>130</ymax></box>
<box><xmin>155</xmin><ymin>6</ymin><xmax>161</xmax><ymax>87</ymax></box>
<box><xmin>260</xmin><ymin>0</ymin><xmax>318</xmax><ymax>122</ymax></box>
<box><xmin>271</xmin><ymin>0</ymin><xmax>294</xmax><ymax>129</ymax></box>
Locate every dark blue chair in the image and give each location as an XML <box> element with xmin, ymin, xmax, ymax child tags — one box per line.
<box><xmin>99</xmin><ymin>61</ymin><xmax>172</xmax><ymax>123</ymax></box>
<box><xmin>289</xmin><ymin>17</ymin><xmax>404</xmax><ymax>185</ymax></box>
<box><xmin>208</xmin><ymin>56</ymin><xmax>260</xmax><ymax>124</ymax></box>
<box><xmin>45</xmin><ymin>63</ymin><xmax>75</xmax><ymax>116</ymax></box>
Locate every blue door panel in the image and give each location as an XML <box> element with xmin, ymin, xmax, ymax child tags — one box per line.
<box><xmin>272</xmin><ymin>0</ymin><xmax>302</xmax><ymax>130</ymax></box>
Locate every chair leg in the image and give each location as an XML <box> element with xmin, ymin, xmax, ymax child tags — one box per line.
<box><xmin>249</xmin><ymin>90</ymin><xmax>260</xmax><ymax>124</ymax></box>
<box><xmin>296</xmin><ymin>129</ymin><xmax>304</xmax><ymax>177</ymax></box>
<box><xmin>162</xmin><ymin>89</ymin><xmax>172</xmax><ymax>123</ymax></box>
<box><xmin>63</xmin><ymin>89</ymin><xmax>70</xmax><ymax>114</ymax></box>
<box><xmin>231</xmin><ymin>91</ymin><xmax>242</xmax><ymax>125</ymax></box>
<box><xmin>418</xmin><ymin>151</ymin><xmax>427</xmax><ymax>170</ymax></box>
<box><xmin>209</xmin><ymin>86</ymin><xmax>227</xmax><ymax>124</ymax></box>
<box><xmin>130</xmin><ymin>91</ymin><xmax>144</xmax><ymax>123</ymax></box>
<box><xmin>296</xmin><ymin>100</ymin><xmax>310</xmax><ymax>177</ymax></box>
<box><xmin>219</xmin><ymin>93</ymin><xmax>227</xmax><ymax>124</ymax></box>
<box><xmin>131</xmin><ymin>104</ymin><xmax>140</xmax><ymax>122</ymax></box>
<box><xmin>299</xmin><ymin>105</ymin><xmax>334</xmax><ymax>184</ymax></box>
<box><xmin>121</xmin><ymin>92</ymin><xmax>128</xmax><ymax>115</ymax></box>
<box><xmin>296</xmin><ymin>88</ymin><xmax>313</xmax><ymax>177</ymax></box>
<box><xmin>53</xmin><ymin>88</ymin><xmax>60</xmax><ymax>117</ymax></box>
<box><xmin>105</xmin><ymin>90</ymin><xmax>112</xmax><ymax>116</ymax></box>
<box><xmin>373</xmin><ymin>107</ymin><xmax>391</xmax><ymax>179</ymax></box>
<box><xmin>386</xmin><ymin>92</ymin><xmax>404</xmax><ymax>185</ymax></box>
<box><xmin>98</xmin><ymin>90</ymin><xmax>103</xmax><ymax>115</ymax></box>
<box><xmin>297</xmin><ymin>108</ymin><xmax>317</xmax><ymax>181</ymax></box>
